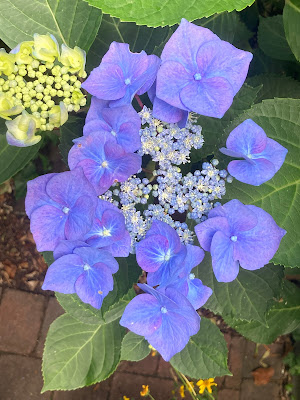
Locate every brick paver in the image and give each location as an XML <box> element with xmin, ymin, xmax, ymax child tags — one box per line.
<box><xmin>225</xmin><ymin>336</ymin><xmax>248</xmax><ymax>389</ymax></box>
<box><xmin>240</xmin><ymin>379</ymin><xmax>282</xmax><ymax>399</ymax></box>
<box><xmin>218</xmin><ymin>388</ymin><xmax>240</xmax><ymax>400</ymax></box>
<box><xmin>0</xmin><ymin>288</ymin><xmax>45</xmax><ymax>354</ymax></box>
<box><xmin>0</xmin><ymin>354</ymin><xmax>50</xmax><ymax>400</ymax></box>
<box><xmin>118</xmin><ymin>354</ymin><xmax>159</xmax><ymax>375</ymax></box>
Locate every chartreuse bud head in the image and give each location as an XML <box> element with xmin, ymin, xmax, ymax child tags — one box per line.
<box><xmin>60</xmin><ymin>44</ymin><xmax>86</xmax><ymax>77</ymax></box>
<box><xmin>0</xmin><ymin>49</ymin><xmax>16</xmax><ymax>76</ymax></box>
<box><xmin>32</xmin><ymin>34</ymin><xmax>59</xmax><ymax>63</ymax></box>
<box><xmin>10</xmin><ymin>41</ymin><xmax>34</xmax><ymax>64</ymax></box>
<box><xmin>6</xmin><ymin>110</ymin><xmax>41</xmax><ymax>147</ymax></box>
<box><xmin>0</xmin><ymin>92</ymin><xmax>23</xmax><ymax>120</ymax></box>
<box><xmin>48</xmin><ymin>101</ymin><xmax>68</xmax><ymax>127</ymax></box>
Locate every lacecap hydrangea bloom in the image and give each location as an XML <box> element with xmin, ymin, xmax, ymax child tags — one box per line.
<box><xmin>0</xmin><ymin>34</ymin><xmax>87</xmax><ymax>147</ymax></box>
<box><xmin>220</xmin><ymin>119</ymin><xmax>288</xmax><ymax>185</ymax></box>
<box><xmin>156</xmin><ymin>18</ymin><xmax>253</xmax><ymax>119</ymax></box>
<box><xmin>195</xmin><ymin>199</ymin><xmax>286</xmax><ymax>282</ymax></box>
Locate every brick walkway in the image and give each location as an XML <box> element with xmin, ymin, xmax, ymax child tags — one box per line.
<box><xmin>0</xmin><ymin>287</ymin><xmax>287</xmax><ymax>400</ymax></box>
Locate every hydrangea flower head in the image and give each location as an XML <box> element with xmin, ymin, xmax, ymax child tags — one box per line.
<box><xmin>220</xmin><ymin>119</ymin><xmax>288</xmax><ymax>186</ymax></box>
<box><xmin>25</xmin><ymin>168</ymin><xmax>97</xmax><ymax>251</ymax></box>
<box><xmin>82</xmin><ymin>42</ymin><xmax>160</xmax><ymax>107</ymax></box>
<box><xmin>167</xmin><ymin>244</ymin><xmax>213</xmax><ymax>309</ymax></box>
<box><xmin>84</xmin><ymin>97</ymin><xmax>141</xmax><ymax>153</ymax></box>
<box><xmin>136</xmin><ymin>220</ymin><xmax>187</xmax><ymax>287</ymax></box>
<box><xmin>84</xmin><ymin>199</ymin><xmax>131</xmax><ymax>257</ymax></box>
<box><xmin>42</xmin><ymin>246</ymin><xmax>119</xmax><ymax>309</ymax></box>
<box><xmin>68</xmin><ymin>132</ymin><xmax>141</xmax><ymax>195</ymax></box>
<box><xmin>120</xmin><ymin>283</ymin><xmax>200</xmax><ymax>361</ymax></box>
<box><xmin>156</xmin><ymin>19</ymin><xmax>253</xmax><ymax>118</ymax></box>
<box><xmin>195</xmin><ymin>199</ymin><xmax>286</xmax><ymax>282</ymax></box>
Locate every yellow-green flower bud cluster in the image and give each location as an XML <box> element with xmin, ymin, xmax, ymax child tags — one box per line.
<box><xmin>0</xmin><ymin>34</ymin><xmax>87</xmax><ymax>146</ymax></box>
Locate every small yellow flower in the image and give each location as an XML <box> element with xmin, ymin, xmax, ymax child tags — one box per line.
<box><xmin>11</xmin><ymin>41</ymin><xmax>34</xmax><ymax>64</ymax></box>
<box><xmin>32</xmin><ymin>34</ymin><xmax>59</xmax><ymax>63</ymax></box>
<box><xmin>140</xmin><ymin>385</ymin><xmax>150</xmax><ymax>397</ymax></box>
<box><xmin>179</xmin><ymin>385</ymin><xmax>185</xmax><ymax>398</ymax></box>
<box><xmin>123</xmin><ymin>396</ymin><xmax>130</xmax><ymax>400</ymax></box>
<box><xmin>0</xmin><ymin>49</ymin><xmax>16</xmax><ymax>76</ymax></box>
<box><xmin>48</xmin><ymin>101</ymin><xmax>68</xmax><ymax>127</ymax></box>
<box><xmin>196</xmin><ymin>378</ymin><xmax>217</xmax><ymax>394</ymax></box>
<box><xmin>60</xmin><ymin>44</ymin><xmax>86</xmax><ymax>77</ymax></box>
<box><xmin>0</xmin><ymin>93</ymin><xmax>23</xmax><ymax>120</ymax></box>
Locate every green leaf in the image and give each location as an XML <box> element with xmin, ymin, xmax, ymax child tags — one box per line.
<box><xmin>283</xmin><ymin>0</ymin><xmax>300</xmax><ymax>62</ymax></box>
<box><xmin>0</xmin><ymin>134</ymin><xmax>41</xmax><ymax>185</ymax></box>
<box><xmin>56</xmin><ymin>256</ymin><xmax>141</xmax><ymax>325</ymax></box>
<box><xmin>170</xmin><ymin>318</ymin><xmax>230</xmax><ymax>379</ymax></box>
<box><xmin>247</xmin><ymin>75</ymin><xmax>300</xmax><ymax>103</ymax></box>
<box><xmin>87</xmin><ymin>14</ymin><xmax>172</xmax><ymax>72</ymax></box>
<box><xmin>196</xmin><ymin>254</ymin><xmax>284</xmax><ymax>324</ymax></box>
<box><xmin>84</xmin><ymin>0</ymin><xmax>255</xmax><ymax>28</ymax></box>
<box><xmin>258</xmin><ymin>15</ymin><xmax>295</xmax><ymax>61</ymax></box>
<box><xmin>0</xmin><ymin>0</ymin><xmax>102</xmax><ymax>51</ymax></box>
<box><xmin>121</xmin><ymin>331</ymin><xmax>151</xmax><ymax>362</ymax></box>
<box><xmin>223</xmin><ymin>98</ymin><xmax>300</xmax><ymax>267</ymax></box>
<box><xmin>42</xmin><ymin>251</ymin><xmax>54</xmax><ymax>266</ymax></box>
<box><xmin>42</xmin><ymin>315</ymin><xmax>125</xmax><ymax>391</ymax></box>
<box><xmin>193</xmin><ymin>83</ymin><xmax>261</xmax><ymax>161</ymax></box>
<box><xmin>59</xmin><ymin>116</ymin><xmax>85</xmax><ymax>165</ymax></box>
<box><xmin>225</xmin><ymin>281</ymin><xmax>300</xmax><ymax>344</ymax></box>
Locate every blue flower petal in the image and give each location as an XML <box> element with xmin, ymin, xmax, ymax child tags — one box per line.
<box><xmin>211</xmin><ymin>230</ymin><xmax>239</xmax><ymax>282</ymax></box>
<box><xmin>228</xmin><ymin>158</ymin><xmax>276</xmax><ymax>186</ymax></box>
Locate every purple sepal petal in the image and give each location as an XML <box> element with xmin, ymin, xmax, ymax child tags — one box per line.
<box><xmin>42</xmin><ymin>254</ymin><xmax>83</xmax><ymax>293</ymax></box>
<box><xmin>228</xmin><ymin>158</ymin><xmax>276</xmax><ymax>186</ymax></box>
<box><xmin>152</xmin><ymin>95</ymin><xmax>189</xmax><ymax>126</ymax></box>
<box><xmin>85</xmin><ymin>97</ymin><xmax>110</xmax><ymax>124</ymax></box>
<box><xmin>74</xmin><ymin>263</ymin><xmax>114</xmax><ymax>309</ymax></box>
<box><xmin>136</xmin><ymin>234</ymin><xmax>169</xmax><ymax>272</ymax></box>
<box><xmin>211</xmin><ymin>230</ymin><xmax>239</xmax><ymax>283</ymax></box>
<box><xmin>53</xmin><ymin>240</ymin><xmax>89</xmax><ymax>260</ymax></box>
<box><xmin>101</xmin><ymin>231</ymin><xmax>131</xmax><ymax>257</ymax></box>
<box><xmin>30</xmin><ymin>205</ymin><xmax>67</xmax><ymax>251</ymax></box>
<box><xmin>25</xmin><ymin>173</ymin><xmax>57</xmax><ymax>217</ymax></box>
<box><xmin>195</xmin><ymin>216</ymin><xmax>230</xmax><ymax>251</ymax></box>
<box><xmin>219</xmin><ymin>147</ymin><xmax>245</xmax><ymax>159</ymax></box>
<box><xmin>234</xmin><ymin>205</ymin><xmax>286</xmax><ymax>271</ymax></box>
<box><xmin>65</xmin><ymin>195</ymin><xmax>96</xmax><ymax>240</ymax></box>
<box><xmin>73</xmin><ymin>246</ymin><xmax>119</xmax><ymax>273</ymax></box>
<box><xmin>187</xmin><ymin>279</ymin><xmax>213</xmax><ymax>310</ymax></box>
<box><xmin>136</xmin><ymin>54</ymin><xmax>161</xmax><ymax>95</ymax></box>
<box><xmin>258</xmin><ymin>138</ymin><xmax>288</xmax><ymax>172</ymax></box>
<box><xmin>182</xmin><ymin>244</ymin><xmax>205</xmax><ymax>273</ymax></box>
<box><xmin>146</xmin><ymin>220</ymin><xmax>181</xmax><ymax>254</ymax></box>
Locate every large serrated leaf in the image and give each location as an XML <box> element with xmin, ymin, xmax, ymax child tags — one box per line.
<box><xmin>247</xmin><ymin>75</ymin><xmax>300</xmax><ymax>103</ymax></box>
<box><xmin>42</xmin><ymin>315</ymin><xmax>125</xmax><ymax>392</ymax></box>
<box><xmin>0</xmin><ymin>133</ymin><xmax>41</xmax><ymax>185</ymax></box>
<box><xmin>0</xmin><ymin>0</ymin><xmax>102</xmax><ymax>51</ymax></box>
<box><xmin>56</xmin><ymin>257</ymin><xmax>141</xmax><ymax>325</ymax></box>
<box><xmin>84</xmin><ymin>0</ymin><xmax>255</xmax><ymax>28</ymax></box>
<box><xmin>170</xmin><ymin>318</ymin><xmax>230</xmax><ymax>379</ymax></box>
<box><xmin>121</xmin><ymin>331</ymin><xmax>151</xmax><ymax>362</ymax></box>
<box><xmin>87</xmin><ymin>14</ymin><xmax>172</xmax><ymax>72</ymax></box>
<box><xmin>258</xmin><ymin>15</ymin><xmax>295</xmax><ymax>61</ymax></box>
<box><xmin>225</xmin><ymin>281</ymin><xmax>300</xmax><ymax>344</ymax></box>
<box><xmin>283</xmin><ymin>0</ymin><xmax>300</xmax><ymax>62</ymax></box>
<box><xmin>223</xmin><ymin>98</ymin><xmax>300</xmax><ymax>268</ymax></box>
<box><xmin>196</xmin><ymin>254</ymin><xmax>284</xmax><ymax>324</ymax></box>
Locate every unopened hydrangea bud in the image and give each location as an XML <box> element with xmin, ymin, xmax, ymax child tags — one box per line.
<box><xmin>32</xmin><ymin>34</ymin><xmax>59</xmax><ymax>63</ymax></box>
<box><xmin>48</xmin><ymin>101</ymin><xmax>68</xmax><ymax>127</ymax></box>
<box><xmin>60</xmin><ymin>44</ymin><xmax>86</xmax><ymax>77</ymax></box>
<box><xmin>0</xmin><ymin>92</ymin><xmax>23</xmax><ymax>120</ymax></box>
<box><xmin>31</xmin><ymin>60</ymin><xmax>40</xmax><ymax>69</ymax></box>
<box><xmin>0</xmin><ymin>49</ymin><xmax>16</xmax><ymax>76</ymax></box>
<box><xmin>11</xmin><ymin>41</ymin><xmax>34</xmax><ymax>64</ymax></box>
<box><xmin>6</xmin><ymin>110</ymin><xmax>41</xmax><ymax>147</ymax></box>
<box><xmin>71</xmin><ymin>88</ymin><xmax>84</xmax><ymax>105</ymax></box>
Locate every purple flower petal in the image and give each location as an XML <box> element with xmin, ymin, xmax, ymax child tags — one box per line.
<box><xmin>136</xmin><ymin>54</ymin><xmax>161</xmax><ymax>95</ymax></box>
<box><xmin>225</xmin><ymin>119</ymin><xmax>267</xmax><ymax>155</ymax></box>
<box><xmin>152</xmin><ymin>95</ymin><xmax>189</xmax><ymax>126</ymax></box>
<box><xmin>146</xmin><ymin>220</ymin><xmax>181</xmax><ymax>254</ymax></box>
<box><xmin>53</xmin><ymin>240</ymin><xmax>89</xmax><ymax>260</ymax></box>
<box><xmin>179</xmin><ymin>77</ymin><xmax>234</xmax><ymax>118</ymax></box>
<box><xmin>196</xmin><ymin>40</ymin><xmax>253</xmax><ymax>96</ymax></box>
<box><xmin>85</xmin><ymin>97</ymin><xmax>110</xmax><ymax>124</ymax></box>
<box><xmin>42</xmin><ymin>254</ymin><xmax>83</xmax><ymax>293</ymax></box>
<box><xmin>258</xmin><ymin>138</ymin><xmax>288</xmax><ymax>172</ymax></box>
<box><xmin>136</xmin><ymin>234</ymin><xmax>169</xmax><ymax>272</ymax></box>
<box><xmin>30</xmin><ymin>205</ymin><xmax>67</xmax><ymax>251</ymax></box>
<box><xmin>195</xmin><ymin>216</ymin><xmax>230</xmax><ymax>251</ymax></box>
<box><xmin>211</xmin><ymin>230</ymin><xmax>239</xmax><ymax>282</ymax></box>
<box><xmin>120</xmin><ymin>293</ymin><xmax>162</xmax><ymax>336</ymax></box>
<box><xmin>187</xmin><ymin>279</ymin><xmax>213</xmax><ymax>310</ymax></box>
<box><xmin>101</xmin><ymin>231</ymin><xmax>131</xmax><ymax>257</ymax></box>
<box><xmin>25</xmin><ymin>173</ymin><xmax>57</xmax><ymax>217</ymax></box>
<box><xmin>65</xmin><ymin>195</ymin><xmax>96</xmax><ymax>240</ymax></box>
<box><xmin>228</xmin><ymin>158</ymin><xmax>276</xmax><ymax>186</ymax></box>
<box><xmin>75</xmin><ymin>263</ymin><xmax>114</xmax><ymax>309</ymax></box>
<box><xmin>73</xmin><ymin>246</ymin><xmax>119</xmax><ymax>273</ymax></box>
<box><xmin>217</xmin><ymin>199</ymin><xmax>258</xmax><ymax>233</ymax></box>
<box><xmin>233</xmin><ymin>205</ymin><xmax>286</xmax><ymax>270</ymax></box>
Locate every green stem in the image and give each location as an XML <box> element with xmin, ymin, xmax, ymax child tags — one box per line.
<box><xmin>205</xmin><ymin>391</ymin><xmax>215</xmax><ymax>400</ymax></box>
<box><xmin>172</xmin><ymin>367</ymin><xmax>198</xmax><ymax>400</ymax></box>
<box><xmin>147</xmin><ymin>393</ymin><xmax>156</xmax><ymax>400</ymax></box>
